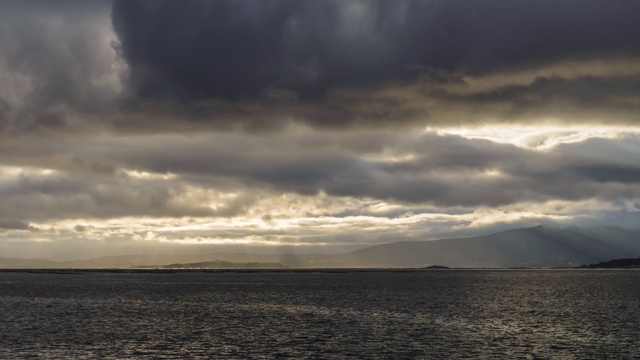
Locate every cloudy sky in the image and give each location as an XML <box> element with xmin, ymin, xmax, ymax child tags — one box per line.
<box><xmin>2</xmin><ymin>0</ymin><xmax>640</xmax><ymax>260</ymax></box>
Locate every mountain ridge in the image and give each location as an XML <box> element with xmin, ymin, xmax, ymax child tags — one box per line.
<box><xmin>2</xmin><ymin>225</ymin><xmax>639</xmax><ymax>269</ymax></box>
<box><xmin>345</xmin><ymin>225</ymin><xmax>634</xmax><ymax>268</ymax></box>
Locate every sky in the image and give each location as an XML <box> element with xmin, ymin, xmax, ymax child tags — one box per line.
<box><xmin>2</xmin><ymin>0</ymin><xmax>640</xmax><ymax>260</ymax></box>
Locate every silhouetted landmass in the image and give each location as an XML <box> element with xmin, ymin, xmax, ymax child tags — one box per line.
<box><xmin>0</xmin><ymin>257</ymin><xmax>61</xmax><ymax>269</ymax></box>
<box><xmin>2</xmin><ymin>225</ymin><xmax>640</xmax><ymax>269</ymax></box>
<box><xmin>137</xmin><ymin>260</ymin><xmax>286</xmax><ymax>269</ymax></box>
<box><xmin>60</xmin><ymin>253</ymin><xmax>340</xmax><ymax>269</ymax></box>
<box><xmin>345</xmin><ymin>226</ymin><xmax>640</xmax><ymax>268</ymax></box>
<box><xmin>422</xmin><ymin>265</ymin><xmax>450</xmax><ymax>269</ymax></box>
<box><xmin>581</xmin><ymin>258</ymin><xmax>640</xmax><ymax>269</ymax></box>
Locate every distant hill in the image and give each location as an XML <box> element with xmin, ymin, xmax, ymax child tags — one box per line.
<box><xmin>345</xmin><ymin>226</ymin><xmax>640</xmax><ymax>268</ymax></box>
<box><xmin>0</xmin><ymin>257</ymin><xmax>61</xmax><ymax>269</ymax></box>
<box><xmin>421</xmin><ymin>265</ymin><xmax>450</xmax><ymax>270</ymax></box>
<box><xmin>2</xmin><ymin>225</ymin><xmax>639</xmax><ymax>269</ymax></box>
<box><xmin>62</xmin><ymin>253</ymin><xmax>339</xmax><ymax>269</ymax></box>
<box><xmin>582</xmin><ymin>258</ymin><xmax>640</xmax><ymax>269</ymax></box>
<box><xmin>0</xmin><ymin>253</ymin><xmax>343</xmax><ymax>269</ymax></box>
<box><xmin>142</xmin><ymin>260</ymin><xmax>286</xmax><ymax>269</ymax></box>
<box><xmin>574</xmin><ymin>226</ymin><xmax>640</xmax><ymax>253</ymax></box>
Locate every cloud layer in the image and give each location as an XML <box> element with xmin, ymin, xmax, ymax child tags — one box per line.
<box><xmin>0</xmin><ymin>0</ymin><xmax>120</xmax><ymax>132</ymax></box>
<box><xmin>106</xmin><ymin>0</ymin><xmax>640</xmax><ymax>129</ymax></box>
<box><xmin>112</xmin><ymin>0</ymin><xmax>640</xmax><ymax>99</ymax></box>
<box><xmin>2</xmin><ymin>128</ymin><xmax>640</xmax><ymax>259</ymax></box>
<box><xmin>1</xmin><ymin>1</ymin><xmax>640</xmax><ymax>259</ymax></box>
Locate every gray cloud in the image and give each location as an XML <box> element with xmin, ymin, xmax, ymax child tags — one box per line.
<box><xmin>427</xmin><ymin>75</ymin><xmax>640</xmax><ymax>124</ymax></box>
<box><xmin>3</xmin><ymin>131</ymin><xmax>640</xmax><ymax>216</ymax></box>
<box><xmin>1</xmin><ymin>0</ymin><xmax>638</xmax><ymax>132</ymax></box>
<box><xmin>112</xmin><ymin>0</ymin><xmax>640</xmax><ymax>101</ymax></box>
<box><xmin>0</xmin><ymin>219</ymin><xmax>33</xmax><ymax>231</ymax></box>
<box><xmin>0</xmin><ymin>0</ymin><xmax>120</xmax><ymax>132</ymax></box>
<box><xmin>0</xmin><ymin>170</ymin><xmax>216</xmax><ymax>221</ymax></box>
<box><xmin>105</xmin><ymin>0</ymin><xmax>640</xmax><ymax>129</ymax></box>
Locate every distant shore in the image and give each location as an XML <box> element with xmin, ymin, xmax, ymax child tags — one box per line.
<box><xmin>2</xmin><ymin>267</ymin><xmax>638</xmax><ymax>274</ymax></box>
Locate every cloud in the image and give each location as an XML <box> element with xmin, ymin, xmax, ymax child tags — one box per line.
<box><xmin>105</xmin><ymin>0</ymin><xmax>640</xmax><ymax>129</ymax></box>
<box><xmin>0</xmin><ymin>0</ymin><xmax>121</xmax><ymax>132</ymax></box>
<box><xmin>112</xmin><ymin>0</ymin><xmax>640</xmax><ymax>100</ymax></box>
<box><xmin>0</xmin><ymin>167</ymin><xmax>217</xmax><ymax>221</ymax></box>
<box><xmin>1</xmin><ymin>0</ymin><xmax>638</xmax><ymax>133</ymax></box>
<box><xmin>4</xmin><ymin>130</ymin><xmax>640</xmax><ymax>215</ymax></box>
<box><xmin>104</xmin><ymin>133</ymin><xmax>640</xmax><ymax>207</ymax></box>
<box><xmin>0</xmin><ymin>219</ymin><xmax>33</xmax><ymax>231</ymax></box>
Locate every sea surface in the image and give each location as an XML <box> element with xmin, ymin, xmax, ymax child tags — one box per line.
<box><xmin>1</xmin><ymin>270</ymin><xmax>639</xmax><ymax>359</ymax></box>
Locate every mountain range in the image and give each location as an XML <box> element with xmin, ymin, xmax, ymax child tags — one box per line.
<box><xmin>2</xmin><ymin>226</ymin><xmax>640</xmax><ymax>269</ymax></box>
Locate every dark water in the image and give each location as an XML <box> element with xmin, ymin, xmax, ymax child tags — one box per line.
<box><xmin>1</xmin><ymin>270</ymin><xmax>639</xmax><ymax>359</ymax></box>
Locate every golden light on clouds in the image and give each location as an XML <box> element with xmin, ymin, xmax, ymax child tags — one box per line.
<box><xmin>433</xmin><ymin>125</ymin><xmax>640</xmax><ymax>150</ymax></box>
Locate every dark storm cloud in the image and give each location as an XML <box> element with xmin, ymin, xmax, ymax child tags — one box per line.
<box><xmin>1</xmin><ymin>0</ymin><xmax>638</xmax><ymax>132</ymax></box>
<box><xmin>112</xmin><ymin>0</ymin><xmax>640</xmax><ymax>102</ymax></box>
<box><xmin>0</xmin><ymin>0</ymin><xmax>119</xmax><ymax>132</ymax></box>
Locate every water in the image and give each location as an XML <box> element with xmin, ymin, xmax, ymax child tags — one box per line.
<box><xmin>1</xmin><ymin>270</ymin><xmax>639</xmax><ymax>359</ymax></box>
